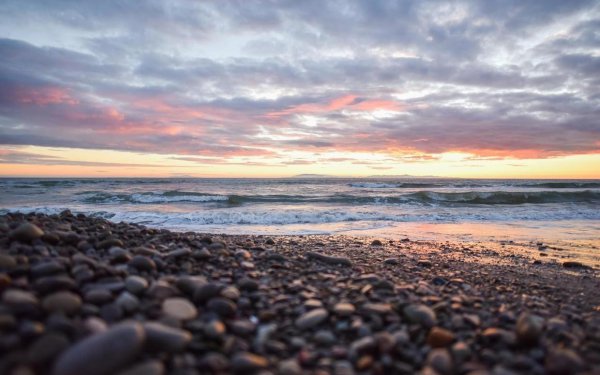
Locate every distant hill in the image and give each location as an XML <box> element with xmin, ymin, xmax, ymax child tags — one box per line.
<box><xmin>290</xmin><ymin>174</ymin><xmax>442</xmax><ymax>179</ymax></box>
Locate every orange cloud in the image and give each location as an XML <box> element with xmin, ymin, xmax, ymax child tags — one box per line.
<box><xmin>14</xmin><ymin>86</ymin><xmax>78</xmax><ymax>106</ymax></box>
<box><xmin>265</xmin><ymin>94</ymin><xmax>404</xmax><ymax>118</ymax></box>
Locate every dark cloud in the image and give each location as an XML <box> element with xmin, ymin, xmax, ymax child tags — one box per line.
<box><xmin>0</xmin><ymin>0</ymin><xmax>598</xmax><ymax>162</ymax></box>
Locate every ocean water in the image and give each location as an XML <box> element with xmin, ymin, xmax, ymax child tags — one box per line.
<box><xmin>1</xmin><ymin>178</ymin><xmax>599</xmax><ymax>265</ymax></box>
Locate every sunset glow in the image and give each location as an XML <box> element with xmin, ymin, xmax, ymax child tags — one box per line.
<box><xmin>1</xmin><ymin>1</ymin><xmax>599</xmax><ymax>178</ymax></box>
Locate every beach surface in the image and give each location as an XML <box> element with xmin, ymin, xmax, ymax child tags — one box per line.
<box><xmin>1</xmin><ymin>211</ymin><xmax>599</xmax><ymax>374</ymax></box>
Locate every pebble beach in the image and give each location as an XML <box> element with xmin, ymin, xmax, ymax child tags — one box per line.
<box><xmin>1</xmin><ymin>211</ymin><xmax>599</xmax><ymax>375</ymax></box>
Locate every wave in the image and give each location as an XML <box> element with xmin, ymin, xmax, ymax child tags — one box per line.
<box><xmin>403</xmin><ymin>190</ymin><xmax>600</xmax><ymax>205</ymax></box>
<box><xmin>518</xmin><ymin>182</ymin><xmax>600</xmax><ymax>189</ymax></box>
<box><xmin>76</xmin><ymin>189</ymin><xmax>600</xmax><ymax>206</ymax></box>
<box><xmin>79</xmin><ymin>191</ymin><xmax>229</xmax><ymax>204</ymax></box>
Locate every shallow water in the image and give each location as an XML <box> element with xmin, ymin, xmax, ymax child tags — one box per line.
<box><xmin>1</xmin><ymin>177</ymin><xmax>599</xmax><ymax>266</ymax></box>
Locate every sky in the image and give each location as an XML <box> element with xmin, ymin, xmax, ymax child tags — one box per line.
<box><xmin>0</xmin><ymin>0</ymin><xmax>599</xmax><ymax>178</ymax></box>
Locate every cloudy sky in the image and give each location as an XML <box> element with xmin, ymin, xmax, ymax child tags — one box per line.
<box><xmin>0</xmin><ymin>0</ymin><xmax>599</xmax><ymax>177</ymax></box>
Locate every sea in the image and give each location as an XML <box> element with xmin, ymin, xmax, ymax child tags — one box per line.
<box><xmin>1</xmin><ymin>178</ymin><xmax>599</xmax><ymax>266</ymax></box>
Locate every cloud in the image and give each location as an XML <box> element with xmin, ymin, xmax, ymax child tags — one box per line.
<box><xmin>0</xmin><ymin>0</ymin><xmax>598</xmax><ymax>164</ymax></box>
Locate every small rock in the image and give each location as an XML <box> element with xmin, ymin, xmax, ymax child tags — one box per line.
<box><xmin>516</xmin><ymin>313</ymin><xmax>544</xmax><ymax>346</ymax></box>
<box><xmin>166</xmin><ymin>248</ymin><xmax>191</xmax><ymax>259</ymax></box>
<box><xmin>128</xmin><ymin>256</ymin><xmax>156</xmax><ymax>271</ymax></box>
<box><xmin>116</xmin><ymin>292</ymin><xmax>139</xmax><ymax>314</ymax></box>
<box><xmin>125</xmin><ymin>276</ymin><xmax>148</xmax><ymax>295</ymax></box>
<box><xmin>404</xmin><ymin>304</ymin><xmax>437</xmax><ymax>327</ymax></box>
<box><xmin>207</xmin><ymin>297</ymin><xmax>237</xmax><ymax>318</ymax></box>
<box><xmin>231</xmin><ymin>352</ymin><xmax>268</xmax><ymax>373</ymax></box>
<box><xmin>162</xmin><ymin>298</ymin><xmax>197</xmax><ymax>320</ymax></box>
<box><xmin>109</xmin><ymin>247</ymin><xmax>131</xmax><ymax>263</ymax></box>
<box><xmin>143</xmin><ymin>322</ymin><xmax>192</xmax><ymax>353</ymax></box>
<box><xmin>30</xmin><ymin>261</ymin><xmax>64</xmax><ymax>277</ymax></box>
<box><xmin>11</xmin><ymin>223</ymin><xmax>44</xmax><ymax>242</ymax></box>
<box><xmin>417</xmin><ymin>259</ymin><xmax>432</xmax><ymax>267</ymax></box>
<box><xmin>193</xmin><ymin>248</ymin><xmax>211</xmax><ymax>260</ymax></box>
<box><xmin>3</xmin><ymin>289</ymin><xmax>39</xmax><ymax>308</ymax></box>
<box><xmin>362</xmin><ymin>303</ymin><xmax>392</xmax><ymax>314</ymax></box>
<box><xmin>278</xmin><ymin>358</ymin><xmax>302</xmax><ymax>375</ymax></box>
<box><xmin>27</xmin><ymin>333</ymin><xmax>70</xmax><ymax>364</ymax></box>
<box><xmin>0</xmin><ymin>254</ymin><xmax>17</xmax><ymax>270</ymax></box>
<box><xmin>426</xmin><ymin>348</ymin><xmax>453</xmax><ymax>375</ymax></box>
<box><xmin>333</xmin><ymin>303</ymin><xmax>355</xmax><ymax>317</ymax></box>
<box><xmin>296</xmin><ymin>308</ymin><xmax>328</xmax><ymax>329</ymax></box>
<box><xmin>97</xmin><ymin>238</ymin><xmax>124</xmax><ymax>249</ymax></box>
<box><xmin>371</xmin><ymin>239</ymin><xmax>383</xmax><ymax>246</ymax></box>
<box><xmin>117</xmin><ymin>360</ymin><xmax>165</xmax><ymax>375</ymax></box>
<box><xmin>204</xmin><ymin>320</ymin><xmax>226</xmax><ymax>339</ymax></box>
<box><xmin>562</xmin><ymin>261</ymin><xmax>588</xmax><ymax>269</ymax></box>
<box><xmin>42</xmin><ymin>291</ymin><xmax>82</xmax><ymax>315</ymax></box>
<box><xmin>427</xmin><ymin>327</ymin><xmax>455</xmax><ymax>348</ymax></box>
<box><xmin>545</xmin><ymin>348</ymin><xmax>584</xmax><ymax>375</ymax></box>
<box><xmin>53</xmin><ymin>322</ymin><xmax>145</xmax><ymax>375</ymax></box>
<box><xmin>306</xmin><ymin>251</ymin><xmax>352</xmax><ymax>266</ymax></box>
<box><xmin>383</xmin><ymin>258</ymin><xmax>400</xmax><ymax>265</ymax></box>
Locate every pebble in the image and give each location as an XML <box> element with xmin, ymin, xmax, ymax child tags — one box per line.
<box><xmin>427</xmin><ymin>326</ymin><xmax>455</xmax><ymax>347</ymax></box>
<box><xmin>231</xmin><ymin>352</ymin><xmax>269</xmax><ymax>373</ymax></box>
<box><xmin>562</xmin><ymin>261</ymin><xmax>588</xmax><ymax>269</ymax></box>
<box><xmin>125</xmin><ymin>275</ymin><xmax>148</xmax><ymax>295</ymax></box>
<box><xmin>53</xmin><ymin>322</ymin><xmax>145</xmax><ymax>375</ymax></box>
<box><xmin>3</xmin><ymin>289</ymin><xmax>39</xmax><ymax>308</ymax></box>
<box><xmin>426</xmin><ymin>348</ymin><xmax>453</xmax><ymax>375</ymax></box>
<box><xmin>0</xmin><ymin>254</ymin><xmax>17</xmax><ymax>269</ymax></box>
<box><xmin>278</xmin><ymin>358</ymin><xmax>302</xmax><ymax>375</ymax></box>
<box><xmin>333</xmin><ymin>302</ymin><xmax>355</xmax><ymax>316</ymax></box>
<box><xmin>204</xmin><ymin>320</ymin><xmax>226</xmax><ymax>339</ymax></box>
<box><xmin>362</xmin><ymin>303</ymin><xmax>392</xmax><ymax>314</ymax></box>
<box><xmin>545</xmin><ymin>348</ymin><xmax>584</xmax><ymax>375</ymax></box>
<box><xmin>116</xmin><ymin>360</ymin><xmax>165</xmax><ymax>375</ymax></box>
<box><xmin>207</xmin><ymin>297</ymin><xmax>237</xmax><ymax>318</ymax></box>
<box><xmin>306</xmin><ymin>251</ymin><xmax>352</xmax><ymax>266</ymax></box>
<box><xmin>42</xmin><ymin>291</ymin><xmax>82</xmax><ymax>315</ymax></box>
<box><xmin>404</xmin><ymin>304</ymin><xmax>437</xmax><ymax>327</ymax></box>
<box><xmin>30</xmin><ymin>261</ymin><xmax>64</xmax><ymax>277</ymax></box>
<box><xmin>143</xmin><ymin>322</ymin><xmax>192</xmax><ymax>352</ymax></box>
<box><xmin>383</xmin><ymin>257</ymin><xmax>400</xmax><ymax>265</ymax></box>
<box><xmin>10</xmin><ymin>223</ymin><xmax>44</xmax><ymax>242</ymax></box>
<box><xmin>116</xmin><ymin>292</ymin><xmax>140</xmax><ymax>313</ymax></box>
<box><xmin>128</xmin><ymin>256</ymin><xmax>156</xmax><ymax>271</ymax></box>
<box><xmin>371</xmin><ymin>239</ymin><xmax>383</xmax><ymax>246</ymax></box>
<box><xmin>162</xmin><ymin>297</ymin><xmax>197</xmax><ymax>320</ymax></box>
<box><xmin>296</xmin><ymin>308</ymin><xmax>329</xmax><ymax>329</ymax></box>
<box><xmin>516</xmin><ymin>313</ymin><xmax>544</xmax><ymax>345</ymax></box>
<box><xmin>84</xmin><ymin>289</ymin><xmax>113</xmax><ymax>305</ymax></box>
<box><xmin>27</xmin><ymin>332</ymin><xmax>70</xmax><ymax>364</ymax></box>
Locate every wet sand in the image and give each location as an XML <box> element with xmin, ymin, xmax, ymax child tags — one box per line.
<box><xmin>1</xmin><ymin>211</ymin><xmax>599</xmax><ymax>374</ymax></box>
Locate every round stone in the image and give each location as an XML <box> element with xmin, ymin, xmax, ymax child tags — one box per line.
<box><xmin>27</xmin><ymin>333</ymin><xmax>70</xmax><ymax>364</ymax></box>
<box><xmin>427</xmin><ymin>327</ymin><xmax>455</xmax><ymax>348</ymax></box>
<box><xmin>231</xmin><ymin>352</ymin><xmax>269</xmax><ymax>373</ymax></box>
<box><xmin>3</xmin><ymin>289</ymin><xmax>39</xmax><ymax>308</ymax></box>
<box><xmin>333</xmin><ymin>303</ymin><xmax>355</xmax><ymax>317</ymax></box>
<box><xmin>116</xmin><ymin>360</ymin><xmax>165</xmax><ymax>375</ymax></box>
<box><xmin>11</xmin><ymin>223</ymin><xmax>44</xmax><ymax>242</ymax></box>
<box><xmin>162</xmin><ymin>297</ymin><xmax>197</xmax><ymax>320</ymax></box>
<box><xmin>404</xmin><ymin>304</ymin><xmax>437</xmax><ymax>327</ymax></box>
<box><xmin>143</xmin><ymin>322</ymin><xmax>192</xmax><ymax>353</ymax></box>
<box><xmin>53</xmin><ymin>322</ymin><xmax>145</xmax><ymax>375</ymax></box>
<box><xmin>42</xmin><ymin>291</ymin><xmax>82</xmax><ymax>315</ymax></box>
<box><xmin>516</xmin><ymin>313</ymin><xmax>544</xmax><ymax>345</ymax></box>
<box><xmin>207</xmin><ymin>297</ymin><xmax>237</xmax><ymax>318</ymax></box>
<box><xmin>128</xmin><ymin>256</ymin><xmax>156</xmax><ymax>271</ymax></box>
<box><xmin>296</xmin><ymin>308</ymin><xmax>328</xmax><ymax>329</ymax></box>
